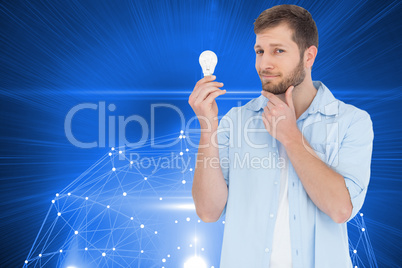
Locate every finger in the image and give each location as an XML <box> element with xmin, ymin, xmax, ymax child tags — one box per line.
<box><xmin>266</xmin><ymin>101</ymin><xmax>275</xmax><ymax>111</ymax></box>
<box><xmin>195</xmin><ymin>75</ymin><xmax>216</xmax><ymax>87</ymax></box>
<box><xmin>191</xmin><ymin>75</ymin><xmax>217</xmax><ymax>99</ymax></box>
<box><xmin>263</xmin><ymin>106</ymin><xmax>273</xmax><ymax>122</ymax></box>
<box><xmin>194</xmin><ymin>82</ymin><xmax>224</xmax><ymax>99</ymax></box>
<box><xmin>285</xmin><ymin>86</ymin><xmax>295</xmax><ymax>109</ymax></box>
<box><xmin>267</xmin><ymin>101</ymin><xmax>282</xmax><ymax>116</ymax></box>
<box><xmin>203</xmin><ymin>89</ymin><xmax>226</xmax><ymax>106</ymax></box>
<box><xmin>194</xmin><ymin>87</ymin><xmax>224</xmax><ymax>106</ymax></box>
<box><xmin>194</xmin><ymin>84</ymin><xmax>225</xmax><ymax>106</ymax></box>
<box><xmin>190</xmin><ymin>81</ymin><xmax>223</xmax><ymax>104</ymax></box>
<box><xmin>261</xmin><ymin>112</ymin><xmax>269</xmax><ymax>127</ymax></box>
<box><xmin>261</xmin><ymin>91</ymin><xmax>282</xmax><ymax>106</ymax></box>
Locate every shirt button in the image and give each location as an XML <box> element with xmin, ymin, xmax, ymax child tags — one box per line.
<box><xmin>265</xmin><ymin>248</ymin><xmax>270</xmax><ymax>253</ymax></box>
<box><xmin>269</xmin><ymin>213</ymin><xmax>274</xmax><ymax>218</ymax></box>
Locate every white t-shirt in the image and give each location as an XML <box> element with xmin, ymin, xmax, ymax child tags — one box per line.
<box><xmin>269</xmin><ymin>144</ymin><xmax>293</xmax><ymax>267</ymax></box>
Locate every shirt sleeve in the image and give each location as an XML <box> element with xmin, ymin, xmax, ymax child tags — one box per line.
<box><xmin>331</xmin><ymin>109</ymin><xmax>374</xmax><ymax>222</ymax></box>
<box><xmin>217</xmin><ymin>111</ymin><xmax>233</xmax><ymax>185</ymax></box>
<box><xmin>216</xmin><ymin>110</ymin><xmax>233</xmax><ymax>219</ymax></box>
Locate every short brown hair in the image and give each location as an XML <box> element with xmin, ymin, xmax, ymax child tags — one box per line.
<box><xmin>254</xmin><ymin>5</ymin><xmax>318</xmax><ymax>53</ymax></box>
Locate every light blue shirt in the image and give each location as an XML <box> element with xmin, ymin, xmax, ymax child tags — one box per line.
<box><xmin>217</xmin><ymin>81</ymin><xmax>374</xmax><ymax>268</ymax></box>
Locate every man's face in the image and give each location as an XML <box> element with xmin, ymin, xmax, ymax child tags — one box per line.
<box><xmin>255</xmin><ymin>23</ymin><xmax>306</xmax><ymax>95</ymax></box>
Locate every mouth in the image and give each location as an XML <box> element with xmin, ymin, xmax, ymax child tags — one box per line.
<box><xmin>261</xmin><ymin>75</ymin><xmax>280</xmax><ymax>80</ymax></box>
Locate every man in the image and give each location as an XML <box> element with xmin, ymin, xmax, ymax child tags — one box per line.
<box><xmin>189</xmin><ymin>4</ymin><xmax>373</xmax><ymax>268</ymax></box>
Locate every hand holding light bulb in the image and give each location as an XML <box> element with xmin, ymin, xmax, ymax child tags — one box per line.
<box><xmin>188</xmin><ymin>50</ymin><xmax>226</xmax><ymax>130</ymax></box>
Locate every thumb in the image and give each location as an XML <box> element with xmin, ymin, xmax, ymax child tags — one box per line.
<box><xmin>285</xmin><ymin>86</ymin><xmax>295</xmax><ymax>109</ymax></box>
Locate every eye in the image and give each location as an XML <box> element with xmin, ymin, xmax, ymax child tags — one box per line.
<box><xmin>275</xmin><ymin>49</ymin><xmax>285</xmax><ymax>54</ymax></box>
<box><xmin>256</xmin><ymin>50</ymin><xmax>264</xmax><ymax>55</ymax></box>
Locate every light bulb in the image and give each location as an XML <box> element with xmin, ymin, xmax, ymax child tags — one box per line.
<box><xmin>199</xmin><ymin>50</ymin><xmax>218</xmax><ymax>77</ymax></box>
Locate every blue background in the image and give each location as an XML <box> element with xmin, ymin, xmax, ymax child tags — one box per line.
<box><xmin>1</xmin><ymin>0</ymin><xmax>401</xmax><ymax>267</ymax></box>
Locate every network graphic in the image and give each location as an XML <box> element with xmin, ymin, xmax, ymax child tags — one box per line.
<box><xmin>24</xmin><ymin>130</ymin><xmax>377</xmax><ymax>268</ymax></box>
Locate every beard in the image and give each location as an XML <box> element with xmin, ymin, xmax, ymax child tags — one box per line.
<box><xmin>260</xmin><ymin>57</ymin><xmax>306</xmax><ymax>95</ymax></box>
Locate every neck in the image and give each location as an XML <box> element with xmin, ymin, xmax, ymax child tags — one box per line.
<box><xmin>277</xmin><ymin>77</ymin><xmax>317</xmax><ymax>119</ymax></box>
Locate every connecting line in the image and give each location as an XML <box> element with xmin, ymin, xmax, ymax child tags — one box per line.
<box><xmin>62</xmin><ymin>153</ymin><xmax>110</xmax><ymax>194</ymax></box>
<box><xmin>25</xmin><ymin>204</ymin><xmax>53</xmax><ymax>263</ymax></box>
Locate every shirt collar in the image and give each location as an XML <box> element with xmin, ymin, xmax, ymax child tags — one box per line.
<box><xmin>245</xmin><ymin>81</ymin><xmax>338</xmax><ymax>117</ymax></box>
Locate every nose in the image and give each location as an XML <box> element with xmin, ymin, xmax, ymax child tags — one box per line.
<box><xmin>258</xmin><ymin>53</ymin><xmax>275</xmax><ymax>71</ymax></box>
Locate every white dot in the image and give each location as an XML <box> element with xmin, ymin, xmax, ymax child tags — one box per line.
<box><xmin>360</xmin><ymin>213</ymin><xmax>364</xmax><ymax>217</ymax></box>
<box><xmin>180</xmin><ymin>130</ymin><xmax>184</xmax><ymax>134</ymax></box>
<box><xmin>189</xmin><ymin>244</ymin><xmax>193</xmax><ymax>247</ymax></box>
<box><xmin>222</xmin><ymin>221</ymin><xmax>225</xmax><ymax>224</ymax></box>
<box><xmin>159</xmin><ymin>197</ymin><xmax>163</xmax><ymax>201</ymax></box>
<box><xmin>167</xmin><ymin>254</ymin><xmax>170</xmax><ymax>257</ymax></box>
<box><xmin>113</xmin><ymin>247</ymin><xmax>116</xmax><ymax>251</ymax></box>
<box><xmin>60</xmin><ymin>249</ymin><xmax>63</xmax><ymax>253</ymax></box>
<box><xmin>182</xmin><ymin>180</ymin><xmax>186</xmax><ymax>184</ymax></box>
<box><xmin>201</xmin><ymin>248</ymin><xmax>205</xmax><ymax>251</ymax></box>
<box><xmin>175</xmin><ymin>220</ymin><xmax>178</xmax><ymax>223</ymax></box>
<box><xmin>102</xmin><ymin>252</ymin><xmax>106</xmax><ymax>257</ymax></box>
<box><xmin>123</xmin><ymin>192</ymin><xmax>127</xmax><ymax>196</ymax></box>
<box><xmin>353</xmin><ymin>249</ymin><xmax>357</xmax><ymax>254</ymax></box>
<box><xmin>189</xmin><ymin>168</ymin><xmax>193</xmax><ymax>171</ymax></box>
<box><xmin>186</xmin><ymin>148</ymin><xmax>189</xmax><ymax>152</ymax></box>
<box><xmin>25</xmin><ymin>260</ymin><xmax>28</xmax><ymax>264</ymax></box>
<box><xmin>39</xmin><ymin>254</ymin><xmax>42</xmax><ymax>257</ymax></box>
<box><xmin>198</xmin><ymin>220</ymin><xmax>201</xmax><ymax>223</ymax></box>
<box><xmin>56</xmin><ymin>193</ymin><xmax>59</xmax><ymax>197</ymax></box>
<box><xmin>212</xmin><ymin>266</ymin><xmax>215</xmax><ymax>268</ymax></box>
<box><xmin>85</xmin><ymin>247</ymin><xmax>88</xmax><ymax>251</ymax></box>
<box><xmin>186</xmin><ymin>217</ymin><xmax>190</xmax><ymax>222</ymax></box>
<box><xmin>51</xmin><ymin>200</ymin><xmax>55</xmax><ymax>203</ymax></box>
<box><xmin>111</xmin><ymin>147</ymin><xmax>115</xmax><ymax>151</ymax></box>
<box><xmin>109</xmin><ymin>152</ymin><xmax>112</xmax><ymax>156</ymax></box>
<box><xmin>144</xmin><ymin>177</ymin><xmax>148</xmax><ymax>180</ymax></box>
<box><xmin>140</xmin><ymin>224</ymin><xmax>144</xmax><ymax>228</ymax></box>
<box><xmin>362</xmin><ymin>228</ymin><xmax>365</xmax><ymax>232</ymax></box>
<box><xmin>130</xmin><ymin>217</ymin><xmax>134</xmax><ymax>220</ymax></box>
<box><xmin>74</xmin><ymin>230</ymin><xmax>78</xmax><ymax>235</ymax></box>
<box><xmin>85</xmin><ymin>197</ymin><xmax>88</xmax><ymax>200</ymax></box>
<box><xmin>119</xmin><ymin>150</ymin><xmax>122</xmax><ymax>154</ymax></box>
<box><xmin>177</xmin><ymin>246</ymin><xmax>181</xmax><ymax>250</ymax></box>
<box><xmin>57</xmin><ymin>212</ymin><xmax>61</xmax><ymax>216</ymax></box>
<box><xmin>162</xmin><ymin>258</ymin><xmax>166</xmax><ymax>263</ymax></box>
<box><xmin>355</xmin><ymin>266</ymin><xmax>358</xmax><ymax>268</ymax></box>
<box><xmin>180</xmin><ymin>152</ymin><xmax>183</xmax><ymax>155</ymax></box>
<box><xmin>140</xmin><ymin>250</ymin><xmax>144</xmax><ymax>253</ymax></box>
<box><xmin>68</xmin><ymin>192</ymin><xmax>71</xmax><ymax>196</ymax></box>
<box><xmin>130</xmin><ymin>161</ymin><xmax>133</xmax><ymax>164</ymax></box>
<box><xmin>112</xmin><ymin>167</ymin><xmax>116</xmax><ymax>171</ymax></box>
<box><xmin>183</xmin><ymin>135</ymin><xmax>186</xmax><ymax>138</ymax></box>
<box><xmin>155</xmin><ymin>231</ymin><xmax>158</xmax><ymax>234</ymax></box>
<box><xmin>179</xmin><ymin>135</ymin><xmax>183</xmax><ymax>139</ymax></box>
<box><xmin>107</xmin><ymin>205</ymin><xmax>110</xmax><ymax>208</ymax></box>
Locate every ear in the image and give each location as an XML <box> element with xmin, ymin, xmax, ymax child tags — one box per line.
<box><xmin>304</xmin><ymin>45</ymin><xmax>318</xmax><ymax>69</ymax></box>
